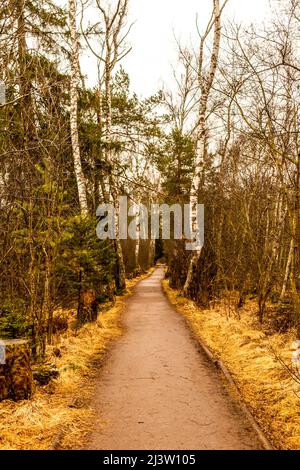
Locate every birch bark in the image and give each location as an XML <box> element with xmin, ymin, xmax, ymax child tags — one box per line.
<box><xmin>104</xmin><ymin>57</ymin><xmax>126</xmax><ymax>290</ymax></box>
<box><xmin>68</xmin><ymin>0</ymin><xmax>88</xmax><ymax>216</ymax></box>
<box><xmin>184</xmin><ymin>0</ymin><xmax>222</xmax><ymax>296</ymax></box>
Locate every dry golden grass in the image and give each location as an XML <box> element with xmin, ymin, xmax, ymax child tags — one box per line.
<box><xmin>163</xmin><ymin>280</ymin><xmax>300</xmax><ymax>450</ymax></box>
<box><xmin>0</xmin><ymin>270</ymin><xmax>153</xmax><ymax>450</ymax></box>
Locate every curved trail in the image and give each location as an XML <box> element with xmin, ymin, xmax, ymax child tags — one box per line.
<box><xmin>86</xmin><ymin>266</ymin><xmax>261</xmax><ymax>450</ymax></box>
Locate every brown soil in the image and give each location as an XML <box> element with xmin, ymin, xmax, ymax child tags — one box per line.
<box><xmin>85</xmin><ymin>266</ymin><xmax>262</xmax><ymax>450</ymax></box>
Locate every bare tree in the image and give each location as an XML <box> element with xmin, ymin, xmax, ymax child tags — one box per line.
<box><xmin>184</xmin><ymin>0</ymin><xmax>227</xmax><ymax>296</ymax></box>
<box><xmin>69</xmin><ymin>0</ymin><xmax>89</xmax><ymax>216</ymax></box>
<box><xmin>82</xmin><ymin>0</ymin><xmax>132</xmax><ymax>290</ymax></box>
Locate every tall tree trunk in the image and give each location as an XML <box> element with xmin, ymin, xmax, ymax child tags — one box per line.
<box><xmin>280</xmin><ymin>237</ymin><xmax>294</xmax><ymax>300</ymax></box>
<box><xmin>184</xmin><ymin>0</ymin><xmax>222</xmax><ymax>296</ymax></box>
<box><xmin>104</xmin><ymin>61</ymin><xmax>126</xmax><ymax>291</ymax></box>
<box><xmin>68</xmin><ymin>0</ymin><xmax>88</xmax><ymax>216</ymax></box>
<box><xmin>110</xmin><ymin>183</ymin><xmax>126</xmax><ymax>291</ymax></box>
<box><xmin>258</xmin><ymin>194</ymin><xmax>286</xmax><ymax>322</ymax></box>
<box><xmin>289</xmin><ymin>208</ymin><xmax>300</xmax><ymax>335</ymax></box>
<box><xmin>134</xmin><ymin>199</ymin><xmax>141</xmax><ymax>271</ymax></box>
<box><xmin>17</xmin><ymin>0</ymin><xmax>32</xmax><ymax>141</ymax></box>
<box><xmin>289</xmin><ymin>155</ymin><xmax>300</xmax><ymax>334</ymax></box>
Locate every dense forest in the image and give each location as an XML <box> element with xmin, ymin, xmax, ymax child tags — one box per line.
<box><xmin>1</xmin><ymin>0</ymin><xmax>300</xmax><ymax>452</ymax></box>
<box><xmin>0</xmin><ymin>0</ymin><xmax>163</xmax><ymax>357</ymax></box>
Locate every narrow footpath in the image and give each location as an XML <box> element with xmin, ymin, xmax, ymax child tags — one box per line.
<box><xmin>86</xmin><ymin>266</ymin><xmax>262</xmax><ymax>450</ymax></box>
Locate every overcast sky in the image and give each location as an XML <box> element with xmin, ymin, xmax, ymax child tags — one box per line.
<box><xmin>76</xmin><ymin>0</ymin><xmax>270</xmax><ymax>97</ymax></box>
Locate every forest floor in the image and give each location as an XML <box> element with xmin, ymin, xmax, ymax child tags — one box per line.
<box><xmin>163</xmin><ymin>279</ymin><xmax>300</xmax><ymax>450</ymax></box>
<box><xmin>84</xmin><ymin>266</ymin><xmax>262</xmax><ymax>450</ymax></box>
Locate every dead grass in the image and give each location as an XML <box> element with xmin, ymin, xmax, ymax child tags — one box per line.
<box><xmin>162</xmin><ymin>280</ymin><xmax>300</xmax><ymax>450</ymax></box>
<box><xmin>0</xmin><ymin>270</ymin><xmax>153</xmax><ymax>450</ymax></box>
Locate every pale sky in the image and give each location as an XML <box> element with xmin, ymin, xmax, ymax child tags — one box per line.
<box><xmin>76</xmin><ymin>0</ymin><xmax>270</xmax><ymax>97</ymax></box>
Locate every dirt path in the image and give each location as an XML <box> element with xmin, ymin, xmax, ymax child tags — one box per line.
<box><xmin>85</xmin><ymin>266</ymin><xmax>262</xmax><ymax>450</ymax></box>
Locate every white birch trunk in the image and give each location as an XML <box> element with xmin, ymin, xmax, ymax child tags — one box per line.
<box><xmin>68</xmin><ymin>0</ymin><xmax>88</xmax><ymax>216</ymax></box>
<box><xmin>148</xmin><ymin>238</ymin><xmax>155</xmax><ymax>267</ymax></box>
<box><xmin>134</xmin><ymin>199</ymin><xmax>141</xmax><ymax>271</ymax></box>
<box><xmin>184</xmin><ymin>0</ymin><xmax>222</xmax><ymax>296</ymax></box>
<box><xmin>104</xmin><ymin>61</ymin><xmax>126</xmax><ymax>291</ymax></box>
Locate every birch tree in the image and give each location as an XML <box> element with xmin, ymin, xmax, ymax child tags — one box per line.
<box><xmin>83</xmin><ymin>0</ymin><xmax>131</xmax><ymax>290</ymax></box>
<box><xmin>68</xmin><ymin>0</ymin><xmax>89</xmax><ymax>216</ymax></box>
<box><xmin>184</xmin><ymin>0</ymin><xmax>227</xmax><ymax>296</ymax></box>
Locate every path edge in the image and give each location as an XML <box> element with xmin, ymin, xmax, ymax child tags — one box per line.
<box><xmin>160</xmin><ymin>276</ymin><xmax>274</xmax><ymax>451</ymax></box>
